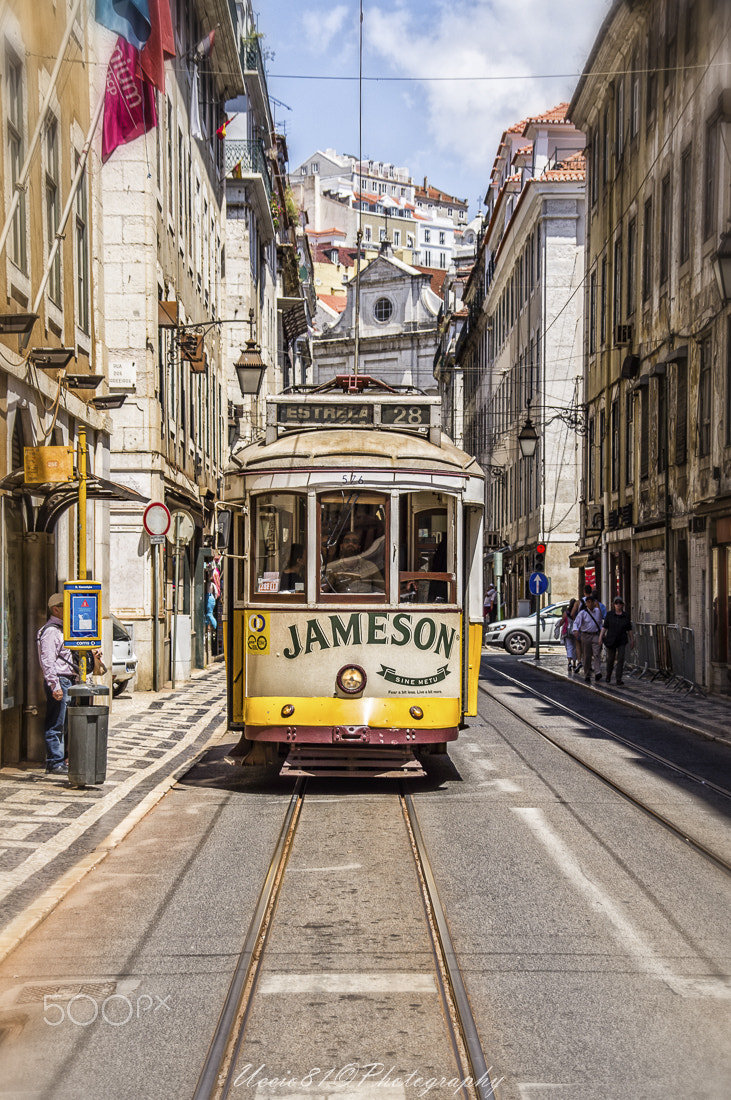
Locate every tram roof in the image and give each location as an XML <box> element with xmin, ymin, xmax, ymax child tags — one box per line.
<box><xmin>225</xmin><ymin>427</ymin><xmax>484</xmax><ymax>483</ymax></box>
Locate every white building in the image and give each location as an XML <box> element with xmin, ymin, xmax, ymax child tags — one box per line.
<box><xmin>453</xmin><ymin>107</ymin><xmax>586</xmax><ymax>612</ymax></box>
<box><xmin>92</xmin><ymin>0</ymin><xmax>245</xmax><ymax>688</ymax></box>
<box><xmin>291</xmin><ymin>151</ymin><xmax>468</xmax><ymax>270</ymax></box>
<box><xmin>313</xmin><ymin>244</ymin><xmax>441</xmax><ymax>392</ymax></box>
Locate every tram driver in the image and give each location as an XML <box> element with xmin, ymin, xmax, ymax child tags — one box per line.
<box><xmin>324</xmin><ymin>529</ymin><xmax>385</xmax><ymax>594</ymax></box>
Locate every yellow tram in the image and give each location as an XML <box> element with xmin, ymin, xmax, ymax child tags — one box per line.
<box><xmin>221</xmin><ymin>377</ymin><xmax>484</xmax><ymax>777</ymax></box>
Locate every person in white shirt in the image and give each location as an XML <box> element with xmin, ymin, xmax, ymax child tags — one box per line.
<box><xmin>572</xmin><ymin>595</ymin><xmax>604</xmax><ymax>682</ymax></box>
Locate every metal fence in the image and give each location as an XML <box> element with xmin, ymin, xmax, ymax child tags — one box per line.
<box><xmin>625</xmin><ymin>622</ymin><xmax>703</xmax><ymax>694</ymax></box>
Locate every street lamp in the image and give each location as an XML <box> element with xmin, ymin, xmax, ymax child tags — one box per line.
<box><xmin>711</xmin><ymin>230</ymin><xmax>731</xmax><ymax>303</ymax></box>
<box><xmin>235</xmin><ymin>308</ymin><xmax>266</xmax><ymax>397</ymax></box>
<box><xmin>518</xmin><ymin>414</ymin><xmax>538</xmax><ymax>458</ymax></box>
<box><xmin>235</xmin><ymin>341</ymin><xmax>266</xmax><ymax>396</ymax></box>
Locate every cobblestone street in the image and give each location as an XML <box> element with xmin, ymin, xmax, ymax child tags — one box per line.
<box><xmin>0</xmin><ymin>665</ymin><xmax>227</xmax><ymax>956</ymax></box>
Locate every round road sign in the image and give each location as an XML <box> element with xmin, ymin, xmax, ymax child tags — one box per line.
<box><xmin>167</xmin><ymin>510</ymin><xmax>195</xmax><ymax>545</ymax></box>
<box><xmin>143</xmin><ymin>501</ymin><xmax>171</xmax><ymax>537</ymax></box>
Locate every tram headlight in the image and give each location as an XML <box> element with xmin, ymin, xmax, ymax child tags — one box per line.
<box><xmin>336</xmin><ymin>664</ymin><xmax>366</xmax><ymax>695</ymax></box>
<box><xmin>409</xmin><ymin>706</ymin><xmax>424</xmax><ymax>720</ymax></box>
<box><xmin>281</xmin><ymin>704</ymin><xmax>295</xmax><ymax>717</ymax></box>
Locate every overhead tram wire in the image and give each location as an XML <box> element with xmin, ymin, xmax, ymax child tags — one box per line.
<box><xmin>354</xmin><ymin>0</ymin><xmax>364</xmax><ymax>380</ymax></box>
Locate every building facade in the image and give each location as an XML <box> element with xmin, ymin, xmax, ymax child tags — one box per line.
<box><xmin>313</xmin><ymin>244</ymin><xmax>440</xmax><ymax>392</ymax></box>
<box><xmin>0</xmin><ymin>0</ymin><xmax>122</xmax><ymax>764</ymax></box>
<box><xmin>444</xmin><ymin>109</ymin><xmax>585</xmax><ymax>614</ymax></box>
<box><xmin>570</xmin><ymin>0</ymin><xmax>731</xmax><ymax>693</ymax></box>
<box><xmin>91</xmin><ymin>0</ymin><xmax>245</xmax><ymax>690</ymax></box>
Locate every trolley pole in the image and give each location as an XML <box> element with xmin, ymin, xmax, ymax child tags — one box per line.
<box><xmin>78</xmin><ymin>427</ymin><xmax>88</xmax><ymax>683</ymax></box>
<box><xmin>171</xmin><ymin>513</ymin><xmax>181</xmax><ymax>689</ymax></box>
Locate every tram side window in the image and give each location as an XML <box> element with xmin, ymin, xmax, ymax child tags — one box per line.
<box><xmin>399</xmin><ymin>494</ymin><xmax>456</xmax><ymax>603</ymax></box>
<box><xmin>319</xmin><ymin>492</ymin><xmax>387</xmax><ymax>599</ymax></box>
<box><xmin>252</xmin><ymin>494</ymin><xmax>307</xmax><ymax>598</ymax></box>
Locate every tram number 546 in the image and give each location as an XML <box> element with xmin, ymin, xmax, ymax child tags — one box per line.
<box><xmin>342</xmin><ymin>473</ymin><xmax>364</xmax><ymax>483</ymax></box>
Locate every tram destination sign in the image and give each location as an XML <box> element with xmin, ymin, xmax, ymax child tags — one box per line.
<box><xmin>278</xmin><ymin>403</ymin><xmax>373</xmax><ymax>427</ymax></box>
<box><xmin>275</xmin><ymin>400</ymin><xmax>433</xmax><ymax>432</ymax></box>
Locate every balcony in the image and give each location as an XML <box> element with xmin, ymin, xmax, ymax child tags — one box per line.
<box><xmin>241</xmin><ymin>33</ymin><xmax>273</xmax><ymax>133</ymax></box>
<box><xmin>225</xmin><ymin>139</ymin><xmax>275</xmax><ymax>242</ymax></box>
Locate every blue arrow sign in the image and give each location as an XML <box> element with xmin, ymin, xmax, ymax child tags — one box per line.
<box><xmin>529</xmin><ymin>571</ymin><xmax>549</xmax><ymax>595</ymax></box>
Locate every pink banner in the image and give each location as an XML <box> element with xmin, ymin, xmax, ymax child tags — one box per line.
<box><xmin>102</xmin><ymin>36</ymin><xmax>157</xmax><ymax>163</ymax></box>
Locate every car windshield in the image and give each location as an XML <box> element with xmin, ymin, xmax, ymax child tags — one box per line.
<box><xmin>111</xmin><ymin>616</ymin><xmax>130</xmax><ymax>642</ymax></box>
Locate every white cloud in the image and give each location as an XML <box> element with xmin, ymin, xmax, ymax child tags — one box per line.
<box><xmin>302</xmin><ymin>4</ymin><xmax>350</xmax><ymax>52</ymax></box>
<box><xmin>364</xmin><ymin>0</ymin><xmax>610</xmax><ymax>203</ymax></box>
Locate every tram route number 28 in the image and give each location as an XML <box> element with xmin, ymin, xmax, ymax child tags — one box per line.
<box><xmin>381</xmin><ymin>405</ymin><xmax>428</xmax><ymax>425</ymax></box>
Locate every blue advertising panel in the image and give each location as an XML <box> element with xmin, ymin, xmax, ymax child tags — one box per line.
<box><xmin>62</xmin><ymin>582</ymin><xmax>102</xmax><ymax>649</ymax></box>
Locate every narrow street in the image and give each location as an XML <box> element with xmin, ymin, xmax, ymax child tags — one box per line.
<box><xmin>0</xmin><ymin>659</ymin><xmax>728</xmax><ymax>1099</ymax></box>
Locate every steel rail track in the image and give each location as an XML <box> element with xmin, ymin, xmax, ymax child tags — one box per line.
<box><xmin>484</xmin><ymin>664</ymin><xmax>731</xmax><ymax>802</ymax></box>
<box><xmin>479</xmin><ymin>677</ymin><xmax>731</xmax><ymax>876</ymax></box>
<box><xmin>193</xmin><ymin>775</ymin><xmax>500</xmax><ymax>1100</ymax></box>
<box><xmin>192</xmin><ymin>777</ymin><xmax>306</xmax><ymax>1100</ymax></box>
<box><xmin>400</xmin><ymin>787</ymin><xmax>499</xmax><ymax>1100</ymax></box>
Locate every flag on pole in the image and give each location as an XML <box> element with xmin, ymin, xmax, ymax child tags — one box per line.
<box><xmin>231</xmin><ymin>161</ymin><xmax>242</xmax><ymax>179</ymax></box>
<box><xmin>95</xmin><ymin>0</ymin><xmax>152</xmax><ymax>51</ymax></box>
<box><xmin>139</xmin><ymin>0</ymin><xmax>174</xmax><ymax>93</ymax></box>
<box><xmin>193</xmin><ymin>29</ymin><xmax>215</xmax><ymax>60</ymax></box>
<box><xmin>102</xmin><ymin>36</ymin><xmax>157</xmax><ymax>162</ymax></box>
<box><xmin>216</xmin><ymin>116</ymin><xmax>233</xmax><ymax>140</ymax></box>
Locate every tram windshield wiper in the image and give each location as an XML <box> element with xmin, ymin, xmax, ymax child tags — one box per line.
<box><xmin>326</xmin><ymin>491</ymin><xmax>360</xmax><ymax>549</ymax></box>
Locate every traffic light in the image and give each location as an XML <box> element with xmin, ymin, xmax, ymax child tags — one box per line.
<box><xmin>535</xmin><ymin>542</ymin><xmax>546</xmax><ymax>572</ymax></box>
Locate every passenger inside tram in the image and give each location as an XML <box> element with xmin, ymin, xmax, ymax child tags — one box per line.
<box><xmin>280</xmin><ymin>543</ymin><xmax>305</xmax><ymax>592</ymax></box>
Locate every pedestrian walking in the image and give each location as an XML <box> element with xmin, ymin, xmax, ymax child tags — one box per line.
<box><xmin>572</xmin><ymin>594</ymin><xmax>604</xmax><ymax>682</ymax></box>
<box><xmin>600</xmin><ymin>597</ymin><xmax>634</xmax><ymax>685</ymax></box>
<box><xmin>204</xmin><ymin>556</ymin><xmax>221</xmax><ymax>653</ymax></box>
<box><xmin>37</xmin><ymin>593</ymin><xmax>75</xmax><ymax>774</ymax></box>
<box><xmin>484</xmin><ymin>583</ymin><xmax>497</xmax><ymax>633</ymax></box>
<box><xmin>554</xmin><ymin>598</ymin><xmax>580</xmax><ymax>672</ymax></box>
<box><xmin>580</xmin><ymin>583</ymin><xmax>606</xmax><ymax>618</ymax></box>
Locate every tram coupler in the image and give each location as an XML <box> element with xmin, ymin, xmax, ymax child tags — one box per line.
<box><xmin>332</xmin><ymin>725</ymin><xmax>370</xmax><ymax>742</ymax></box>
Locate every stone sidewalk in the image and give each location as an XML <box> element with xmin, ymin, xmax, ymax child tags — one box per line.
<box><xmin>507</xmin><ymin>646</ymin><xmax>731</xmax><ymax>746</ymax></box>
<box><xmin>0</xmin><ymin>664</ymin><xmax>227</xmax><ymax>962</ymax></box>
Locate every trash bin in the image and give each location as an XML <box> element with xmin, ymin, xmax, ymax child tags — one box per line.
<box><xmin>67</xmin><ymin>683</ymin><xmax>109</xmax><ymax>786</ymax></box>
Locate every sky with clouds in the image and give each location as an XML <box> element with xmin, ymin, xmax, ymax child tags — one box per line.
<box><xmin>257</xmin><ymin>0</ymin><xmax>612</xmax><ymax>216</ymax></box>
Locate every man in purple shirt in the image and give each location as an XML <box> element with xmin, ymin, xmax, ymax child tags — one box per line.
<box><xmin>37</xmin><ymin>593</ymin><xmax>76</xmax><ymax>774</ymax></box>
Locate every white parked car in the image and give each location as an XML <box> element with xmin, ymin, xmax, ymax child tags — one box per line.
<box><xmin>483</xmin><ymin>602</ymin><xmax>566</xmax><ymax>655</ymax></box>
<box><xmin>111</xmin><ymin>614</ymin><xmax>138</xmax><ymax>696</ymax></box>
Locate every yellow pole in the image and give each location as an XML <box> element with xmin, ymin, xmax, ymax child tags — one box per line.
<box><xmin>78</xmin><ymin>427</ymin><xmax>87</xmax><ymax>683</ymax></box>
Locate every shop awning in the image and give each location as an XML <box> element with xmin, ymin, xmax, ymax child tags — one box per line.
<box><xmin>0</xmin><ymin>468</ymin><xmax>149</xmax><ymax>532</ymax></box>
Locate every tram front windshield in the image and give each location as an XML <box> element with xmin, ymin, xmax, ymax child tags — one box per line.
<box><xmin>319</xmin><ymin>492</ymin><xmax>387</xmax><ymax>598</ymax></box>
<box><xmin>248</xmin><ymin>490</ymin><xmax>456</xmax><ymax>604</ymax></box>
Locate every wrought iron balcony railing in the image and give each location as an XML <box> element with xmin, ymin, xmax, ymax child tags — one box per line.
<box><xmin>225</xmin><ymin>139</ymin><xmax>272</xmax><ymax>203</ymax></box>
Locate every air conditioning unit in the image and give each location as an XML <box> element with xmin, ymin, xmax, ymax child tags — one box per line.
<box><xmin>615</xmin><ymin>324</ymin><xmax>633</xmax><ymax>347</ymax></box>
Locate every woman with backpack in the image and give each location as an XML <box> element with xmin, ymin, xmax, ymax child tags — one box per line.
<box><xmin>554</xmin><ymin>598</ymin><xmax>580</xmax><ymax>673</ymax></box>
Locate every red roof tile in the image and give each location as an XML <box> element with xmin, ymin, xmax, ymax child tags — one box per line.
<box><xmin>542</xmin><ymin>150</ymin><xmax>586</xmax><ymax>181</ymax></box>
<box><xmin>317</xmin><ymin>292</ymin><xmax>347</xmax><ymax>313</ymax></box>
<box><xmin>415</xmin><ymin>266</ymin><xmax>448</xmax><ymax>295</ymax></box>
